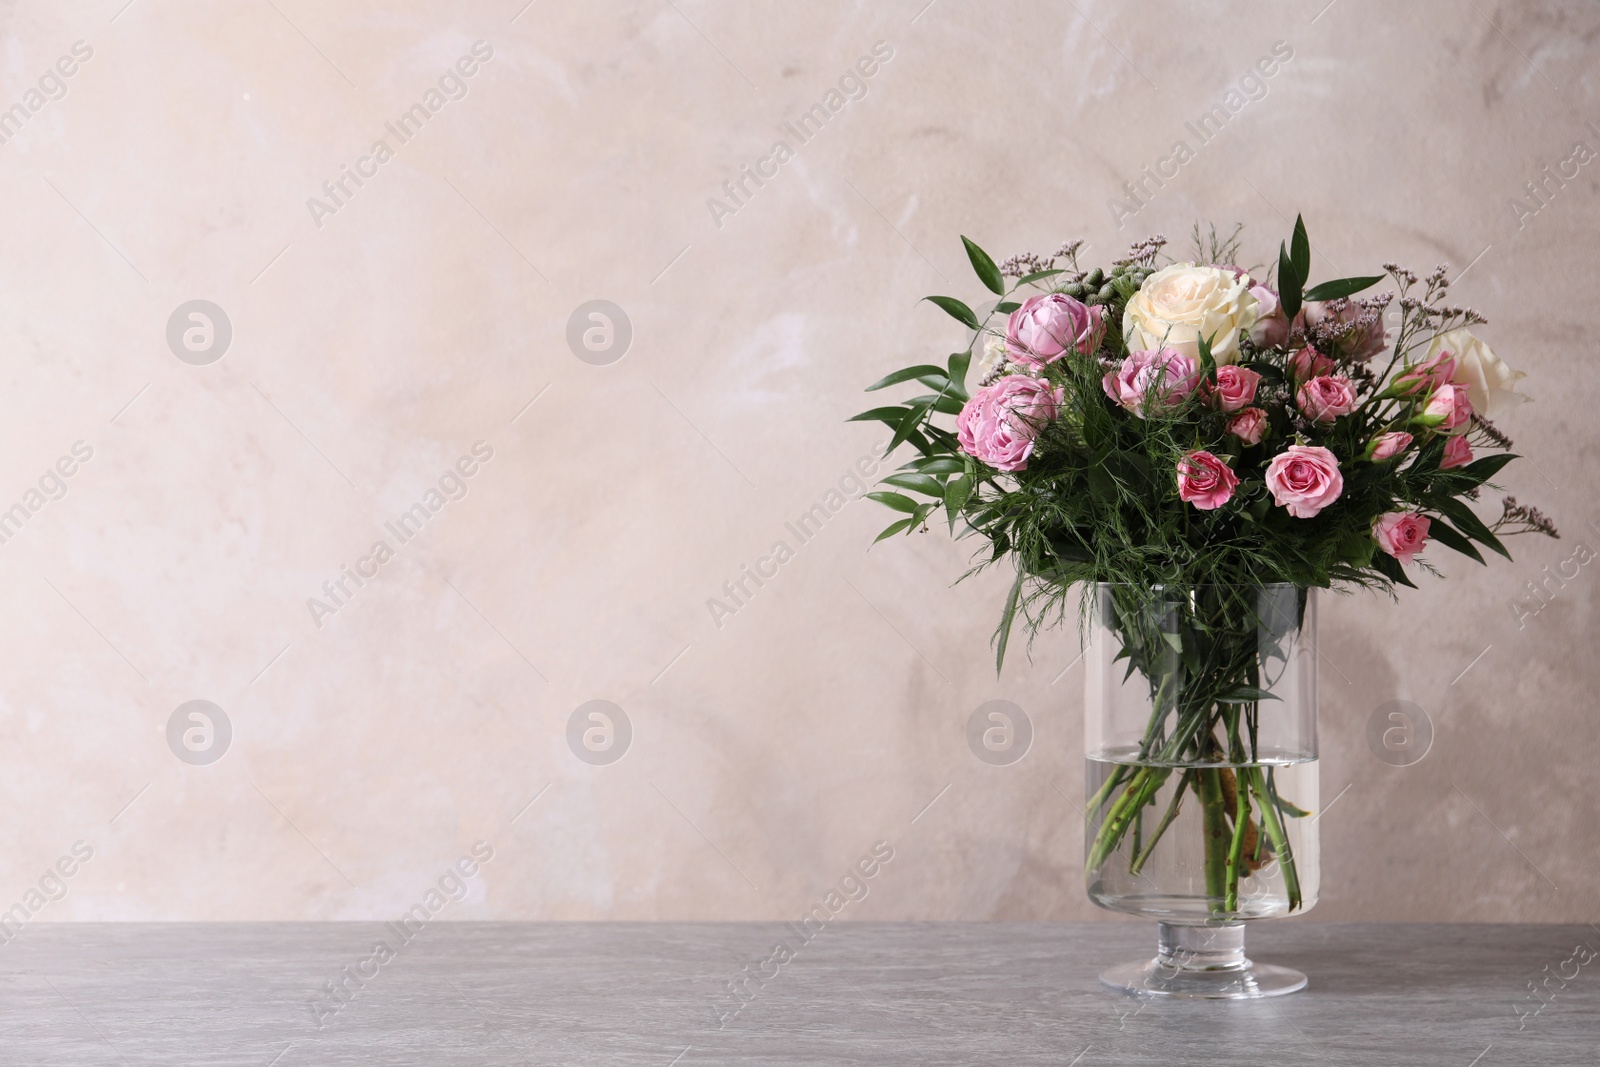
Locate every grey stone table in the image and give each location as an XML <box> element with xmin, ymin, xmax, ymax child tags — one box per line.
<box><xmin>1</xmin><ymin>922</ymin><xmax>1595</xmax><ymax>1065</ymax></box>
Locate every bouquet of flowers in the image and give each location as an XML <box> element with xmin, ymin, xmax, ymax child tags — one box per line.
<box><xmin>853</xmin><ymin>218</ymin><xmax>1556</xmax><ymax>918</ymax></box>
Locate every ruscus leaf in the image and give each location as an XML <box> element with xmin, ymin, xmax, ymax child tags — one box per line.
<box><xmin>961</xmin><ymin>236</ymin><xmax>1005</xmax><ymax>295</ymax></box>
<box><xmin>923</xmin><ymin>295</ymin><xmax>980</xmax><ymax>330</ymax></box>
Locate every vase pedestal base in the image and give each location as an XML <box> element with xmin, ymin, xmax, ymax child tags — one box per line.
<box><xmin>1100</xmin><ymin>922</ymin><xmax>1307</xmax><ymax>1000</ymax></box>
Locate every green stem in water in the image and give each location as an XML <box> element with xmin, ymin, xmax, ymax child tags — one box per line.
<box><xmin>1197</xmin><ymin>768</ymin><xmax>1229</xmax><ymax>914</ymax></box>
<box><xmin>1248</xmin><ymin>767</ymin><xmax>1302</xmax><ymax>912</ymax></box>
<box><xmin>1087</xmin><ymin>766</ymin><xmax>1171</xmax><ymax>873</ymax></box>
<box><xmin>1224</xmin><ymin>766</ymin><xmax>1252</xmax><ymax>913</ymax></box>
<box><xmin>1086</xmin><ymin>762</ymin><xmax>1131</xmax><ymax>819</ymax></box>
<box><xmin>1129</xmin><ymin>769</ymin><xmax>1194</xmax><ymax>876</ymax></box>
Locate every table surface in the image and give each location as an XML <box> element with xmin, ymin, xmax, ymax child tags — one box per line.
<box><xmin>1</xmin><ymin>922</ymin><xmax>1595</xmax><ymax>1065</ymax></box>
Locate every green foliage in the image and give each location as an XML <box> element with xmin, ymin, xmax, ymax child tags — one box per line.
<box><xmin>864</xmin><ymin>365</ymin><xmax>947</xmax><ymax>392</ymax></box>
<box><xmin>961</xmin><ymin>235</ymin><xmax>1005</xmax><ymax>295</ymax></box>
<box><xmin>922</xmin><ymin>295</ymin><xmax>979</xmax><ymax>331</ymax></box>
<box><xmin>851</xmin><ymin>226</ymin><xmax>1533</xmax><ymax>671</ymax></box>
<box><xmin>1277</xmin><ymin>241</ymin><xmax>1302</xmax><ymax>322</ymax></box>
<box><xmin>1304</xmin><ymin>275</ymin><xmax>1385</xmax><ymax>301</ymax></box>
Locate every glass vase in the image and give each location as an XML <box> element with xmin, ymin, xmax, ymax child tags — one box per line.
<box><xmin>1084</xmin><ymin>583</ymin><xmax>1319</xmax><ymax>998</ymax></box>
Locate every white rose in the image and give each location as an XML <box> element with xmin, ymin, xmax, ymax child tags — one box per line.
<box><xmin>1425</xmin><ymin>327</ymin><xmax>1528</xmax><ymax>417</ymax></box>
<box><xmin>977</xmin><ymin>333</ymin><xmax>1007</xmax><ymax>379</ymax></box>
<box><xmin>1122</xmin><ymin>264</ymin><xmax>1260</xmax><ymax>365</ymax></box>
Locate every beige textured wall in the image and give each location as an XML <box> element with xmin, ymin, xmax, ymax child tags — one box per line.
<box><xmin>0</xmin><ymin>0</ymin><xmax>1595</xmax><ymax>925</ymax></box>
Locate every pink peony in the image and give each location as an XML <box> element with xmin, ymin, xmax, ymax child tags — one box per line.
<box><xmin>956</xmin><ymin>375</ymin><xmax>1063</xmax><ymax>472</ymax></box>
<box><xmin>1372</xmin><ymin>511</ymin><xmax>1431</xmax><ymax>565</ymax></box>
<box><xmin>1297</xmin><ymin>375</ymin><xmax>1358</xmax><ymax>423</ymax></box>
<box><xmin>1248</xmin><ymin>284</ymin><xmax>1289</xmax><ymax>347</ymax></box>
<box><xmin>1005</xmin><ymin>293</ymin><xmax>1106</xmax><ymax>368</ymax></box>
<box><xmin>1392</xmin><ymin>351</ymin><xmax>1457</xmax><ymax>396</ymax></box>
<box><xmin>1265</xmin><ymin>445</ymin><xmax>1344</xmax><ymax>518</ymax></box>
<box><xmin>1290</xmin><ymin>345</ymin><xmax>1335</xmax><ymax>383</ymax></box>
<box><xmin>1440</xmin><ymin>435</ymin><xmax>1473</xmax><ymax>470</ymax></box>
<box><xmin>1422</xmin><ymin>383</ymin><xmax>1472</xmax><ymax>433</ymax></box>
<box><xmin>1226</xmin><ymin>407</ymin><xmax>1268</xmax><ymax>445</ymax></box>
<box><xmin>1367</xmin><ymin>431</ymin><xmax>1413</xmax><ymax>462</ymax></box>
<box><xmin>1101</xmin><ymin>348</ymin><xmax>1201</xmax><ymax>417</ymax></box>
<box><xmin>1177</xmin><ymin>450</ymin><xmax>1239</xmax><ymax>511</ymax></box>
<box><xmin>1207</xmin><ymin>365</ymin><xmax>1262</xmax><ymax>412</ymax></box>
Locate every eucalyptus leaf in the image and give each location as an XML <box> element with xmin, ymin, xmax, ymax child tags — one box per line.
<box><xmin>1426</xmin><ymin>520</ymin><xmax>1486</xmax><ymax>565</ymax></box>
<box><xmin>882</xmin><ymin>473</ymin><xmax>946</xmax><ymax>496</ymax></box>
<box><xmin>1458</xmin><ymin>452</ymin><xmax>1518</xmax><ymax>483</ymax></box>
<box><xmin>922</xmin><ymin>295</ymin><xmax>980</xmax><ymax>330</ymax></box>
<box><xmin>873</xmin><ymin>517</ymin><xmax>916</xmax><ymax>543</ymax></box>
<box><xmin>1371</xmin><ymin>549</ymin><xmax>1417</xmax><ymax>588</ymax></box>
<box><xmin>945</xmin><ymin>472</ymin><xmax>974</xmax><ymax>512</ymax></box>
<box><xmin>864</xmin><ymin>365</ymin><xmax>949</xmax><ymax>392</ymax></box>
<box><xmin>1216</xmin><ymin>685</ymin><xmax>1282</xmax><ymax>704</ymax></box>
<box><xmin>1432</xmin><ymin>497</ymin><xmax>1511</xmax><ymax>559</ymax></box>
<box><xmin>865</xmin><ymin>491</ymin><xmax>920</xmax><ymax>514</ymax></box>
<box><xmin>1277</xmin><ymin>241</ymin><xmax>1302</xmax><ymax>322</ymax></box>
<box><xmin>887</xmin><ymin>402</ymin><xmax>931</xmax><ymax>454</ymax></box>
<box><xmin>995</xmin><ymin>568</ymin><xmax>1024</xmax><ymax>672</ymax></box>
<box><xmin>947</xmin><ymin>350</ymin><xmax>972</xmax><ymax>391</ymax></box>
<box><xmin>1303</xmin><ymin>275</ymin><xmax>1385</xmax><ymax>302</ymax></box>
<box><xmin>962</xmin><ymin>236</ymin><xmax>1005</xmax><ymax>295</ymax></box>
<box><xmin>848</xmin><ymin>406</ymin><xmax>911</xmax><ymax>428</ymax></box>
<box><xmin>1290</xmin><ymin>215</ymin><xmax>1310</xmax><ymax>281</ymax></box>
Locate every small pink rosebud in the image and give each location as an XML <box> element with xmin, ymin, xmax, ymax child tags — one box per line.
<box><xmin>1226</xmin><ymin>407</ymin><xmax>1268</xmax><ymax>446</ymax></box>
<box><xmin>1372</xmin><ymin>511</ymin><xmax>1431</xmax><ymax>565</ymax></box>
<box><xmin>1265</xmin><ymin>445</ymin><xmax>1344</xmax><ymax>518</ymax></box>
<box><xmin>1440</xmin><ymin>435</ymin><xmax>1473</xmax><ymax>470</ymax></box>
<box><xmin>1392</xmin><ymin>351</ymin><xmax>1457</xmax><ymax>396</ymax></box>
<box><xmin>1297</xmin><ymin>375</ymin><xmax>1358</xmax><ymax>423</ymax></box>
<box><xmin>1366</xmin><ymin>431</ymin><xmax>1413</xmax><ymax>462</ymax></box>
<box><xmin>1290</xmin><ymin>345</ymin><xmax>1335</xmax><ymax>382</ymax></box>
<box><xmin>1421</xmin><ymin>383</ymin><xmax>1473</xmax><ymax>433</ymax></box>
<box><xmin>1207</xmin><ymin>365</ymin><xmax>1262</xmax><ymax>413</ymax></box>
<box><xmin>1177</xmin><ymin>450</ymin><xmax>1240</xmax><ymax>511</ymax></box>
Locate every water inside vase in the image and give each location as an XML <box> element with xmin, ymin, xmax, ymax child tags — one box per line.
<box><xmin>1086</xmin><ymin>753</ymin><xmax>1320</xmax><ymax>922</ymax></box>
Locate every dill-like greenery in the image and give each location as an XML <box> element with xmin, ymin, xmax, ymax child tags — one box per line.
<box><xmin>853</xmin><ymin>219</ymin><xmax>1549</xmax><ymax>670</ymax></box>
<box><xmin>851</xmin><ymin>219</ymin><xmax>1553</xmax><ymax>916</ymax></box>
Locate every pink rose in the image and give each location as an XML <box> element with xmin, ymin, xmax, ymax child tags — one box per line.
<box><xmin>1421</xmin><ymin>383</ymin><xmax>1472</xmax><ymax>433</ymax></box>
<box><xmin>1440</xmin><ymin>435</ymin><xmax>1473</xmax><ymax>470</ymax></box>
<box><xmin>1290</xmin><ymin>345</ymin><xmax>1335</xmax><ymax>382</ymax></box>
<box><xmin>1366</xmin><ymin>431</ymin><xmax>1413</xmax><ymax>462</ymax></box>
<box><xmin>1297</xmin><ymin>375</ymin><xmax>1357</xmax><ymax>423</ymax></box>
<box><xmin>1226</xmin><ymin>407</ymin><xmax>1268</xmax><ymax>445</ymax></box>
<box><xmin>1265</xmin><ymin>445</ymin><xmax>1344</xmax><ymax>518</ymax></box>
<box><xmin>956</xmin><ymin>375</ymin><xmax>1063</xmax><ymax>472</ymax></box>
<box><xmin>1303</xmin><ymin>299</ymin><xmax>1387</xmax><ymax>361</ymax></box>
<box><xmin>1177</xmin><ymin>450</ymin><xmax>1239</xmax><ymax>511</ymax></box>
<box><xmin>1005</xmin><ymin>293</ymin><xmax>1106</xmax><ymax>368</ymax></box>
<box><xmin>1248</xmin><ymin>284</ymin><xmax>1289</xmax><ymax>347</ymax></box>
<box><xmin>1101</xmin><ymin>348</ymin><xmax>1200</xmax><ymax>417</ymax></box>
<box><xmin>1392</xmin><ymin>351</ymin><xmax>1457</xmax><ymax>396</ymax></box>
<box><xmin>1207</xmin><ymin>365</ymin><xmax>1262</xmax><ymax>412</ymax></box>
<box><xmin>1372</xmin><ymin>511</ymin><xmax>1431</xmax><ymax>565</ymax></box>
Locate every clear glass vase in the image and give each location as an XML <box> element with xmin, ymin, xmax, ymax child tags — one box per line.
<box><xmin>1084</xmin><ymin>583</ymin><xmax>1319</xmax><ymax>998</ymax></box>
